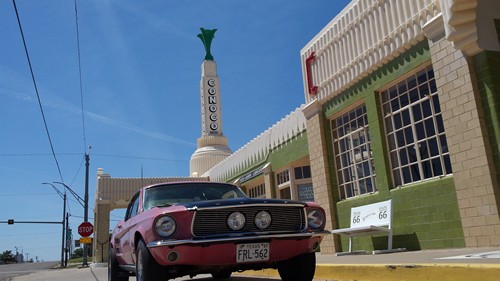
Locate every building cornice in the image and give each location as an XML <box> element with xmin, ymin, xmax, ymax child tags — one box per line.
<box><xmin>422</xmin><ymin>13</ymin><xmax>445</xmax><ymax>42</ymax></box>
<box><xmin>302</xmin><ymin>99</ymin><xmax>322</xmax><ymax>120</ymax></box>
<box><xmin>440</xmin><ymin>0</ymin><xmax>481</xmax><ymax>56</ymax></box>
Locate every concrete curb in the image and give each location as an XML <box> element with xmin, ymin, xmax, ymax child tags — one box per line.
<box><xmin>236</xmin><ymin>263</ymin><xmax>500</xmax><ymax>281</ymax></box>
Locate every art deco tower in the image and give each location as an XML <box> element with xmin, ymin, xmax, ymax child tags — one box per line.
<box><xmin>190</xmin><ymin>28</ymin><xmax>232</xmax><ymax>176</ymax></box>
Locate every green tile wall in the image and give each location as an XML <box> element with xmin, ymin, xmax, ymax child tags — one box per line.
<box><xmin>326</xmin><ymin>41</ymin><xmax>465</xmax><ymax>251</ymax></box>
<box><xmin>474</xmin><ymin>50</ymin><xmax>500</xmax><ymax>189</ymax></box>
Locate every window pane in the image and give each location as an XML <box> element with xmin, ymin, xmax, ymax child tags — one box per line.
<box><xmin>410</xmin><ymin>164</ymin><xmax>421</xmax><ymax>181</ymax></box>
<box><xmin>418</xmin><ymin>83</ymin><xmax>429</xmax><ymax>98</ymax></box>
<box><xmin>303</xmin><ymin>166</ymin><xmax>311</xmax><ymax>178</ymax></box>
<box><xmin>432</xmin><ymin>158</ymin><xmax>444</xmax><ymax>177</ymax></box>
<box><xmin>422</xmin><ymin>160</ymin><xmax>432</xmax><ymax>178</ymax></box>
<box><xmin>413</xmin><ymin>103</ymin><xmax>423</xmax><ymax>122</ymax></box>
<box><xmin>400</xmin><ymin>149</ymin><xmax>408</xmax><ymax>165</ymax></box>
<box><xmin>422</xmin><ymin>99</ymin><xmax>432</xmax><ymax>118</ymax></box>
<box><xmin>294</xmin><ymin>167</ymin><xmax>303</xmax><ymax>179</ymax></box>
<box><xmin>428</xmin><ymin>137</ymin><xmax>439</xmax><ymax>157</ymax></box>
<box><xmin>402</xmin><ymin>167</ymin><xmax>411</xmax><ymax>183</ymax></box>
<box><xmin>416</xmin><ymin>122</ymin><xmax>425</xmax><ymax>140</ymax></box>
<box><xmin>404</xmin><ymin>127</ymin><xmax>414</xmax><ymax>144</ymax></box>
<box><xmin>425</xmin><ymin>118</ymin><xmax>435</xmax><ymax>137</ymax></box>
<box><xmin>402</xmin><ymin>109</ymin><xmax>411</xmax><ymax>126</ymax></box>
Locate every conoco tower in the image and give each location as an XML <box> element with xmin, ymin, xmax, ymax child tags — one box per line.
<box><xmin>190</xmin><ymin>28</ymin><xmax>232</xmax><ymax>177</ymax></box>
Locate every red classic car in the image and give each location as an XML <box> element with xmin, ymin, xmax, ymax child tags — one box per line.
<box><xmin>109</xmin><ymin>181</ymin><xmax>329</xmax><ymax>281</ymax></box>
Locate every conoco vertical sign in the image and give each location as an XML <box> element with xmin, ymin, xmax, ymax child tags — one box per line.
<box><xmin>200</xmin><ymin>61</ymin><xmax>223</xmax><ymax>136</ymax></box>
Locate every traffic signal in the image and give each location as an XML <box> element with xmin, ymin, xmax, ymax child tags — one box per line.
<box><xmin>7</xmin><ymin>219</ymin><xmax>14</xmax><ymax>225</ymax></box>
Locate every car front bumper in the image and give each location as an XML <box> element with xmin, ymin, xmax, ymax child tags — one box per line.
<box><xmin>147</xmin><ymin>231</ymin><xmax>330</xmax><ymax>267</ymax></box>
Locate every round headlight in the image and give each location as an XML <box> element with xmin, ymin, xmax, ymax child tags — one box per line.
<box><xmin>307</xmin><ymin>209</ymin><xmax>324</xmax><ymax>229</ymax></box>
<box><xmin>227</xmin><ymin>212</ymin><xmax>246</xmax><ymax>231</ymax></box>
<box><xmin>254</xmin><ymin>211</ymin><xmax>272</xmax><ymax>229</ymax></box>
<box><xmin>155</xmin><ymin>216</ymin><xmax>176</xmax><ymax>237</ymax></box>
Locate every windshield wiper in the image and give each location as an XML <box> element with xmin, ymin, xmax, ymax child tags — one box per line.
<box><xmin>152</xmin><ymin>203</ymin><xmax>173</xmax><ymax>208</ymax></box>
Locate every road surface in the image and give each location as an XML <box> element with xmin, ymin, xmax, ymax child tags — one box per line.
<box><xmin>0</xmin><ymin>261</ymin><xmax>59</xmax><ymax>281</ymax></box>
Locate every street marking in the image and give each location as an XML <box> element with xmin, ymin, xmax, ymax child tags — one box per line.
<box><xmin>436</xmin><ymin>251</ymin><xmax>500</xmax><ymax>259</ymax></box>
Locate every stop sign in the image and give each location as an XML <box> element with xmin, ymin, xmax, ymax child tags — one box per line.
<box><xmin>78</xmin><ymin>222</ymin><xmax>94</xmax><ymax>237</ymax></box>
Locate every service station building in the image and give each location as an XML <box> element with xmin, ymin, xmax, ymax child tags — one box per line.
<box><xmin>93</xmin><ymin>0</ymin><xmax>500</xmax><ymax>262</ymax></box>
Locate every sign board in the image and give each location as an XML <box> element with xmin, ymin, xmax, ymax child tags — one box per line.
<box><xmin>80</xmin><ymin>237</ymin><xmax>93</xmax><ymax>244</ymax></box>
<box><xmin>78</xmin><ymin>222</ymin><xmax>94</xmax><ymax>237</ymax></box>
<box><xmin>75</xmin><ymin>239</ymin><xmax>81</xmax><ymax>248</ymax></box>
<box><xmin>350</xmin><ymin>199</ymin><xmax>391</xmax><ymax>228</ymax></box>
<box><xmin>240</xmin><ymin>166</ymin><xmax>264</xmax><ymax>183</ymax></box>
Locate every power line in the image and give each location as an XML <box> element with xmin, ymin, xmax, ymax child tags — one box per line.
<box><xmin>0</xmin><ymin>152</ymin><xmax>188</xmax><ymax>162</ymax></box>
<box><xmin>0</xmin><ymin>153</ymin><xmax>81</xmax><ymax>157</ymax></box>
<box><xmin>12</xmin><ymin>0</ymin><xmax>64</xmax><ymax>183</ymax></box>
<box><xmin>0</xmin><ymin>192</ymin><xmax>54</xmax><ymax>197</ymax></box>
<box><xmin>94</xmin><ymin>153</ymin><xmax>188</xmax><ymax>162</ymax></box>
<box><xmin>74</xmin><ymin>0</ymin><xmax>87</xmax><ymax>150</ymax></box>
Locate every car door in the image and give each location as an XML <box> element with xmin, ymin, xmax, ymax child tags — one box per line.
<box><xmin>116</xmin><ymin>192</ymin><xmax>141</xmax><ymax>265</ymax></box>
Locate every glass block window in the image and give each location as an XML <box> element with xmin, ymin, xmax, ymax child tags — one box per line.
<box><xmin>381</xmin><ymin>65</ymin><xmax>452</xmax><ymax>186</ymax></box>
<box><xmin>248</xmin><ymin>183</ymin><xmax>266</xmax><ymax>198</ymax></box>
<box><xmin>331</xmin><ymin>104</ymin><xmax>377</xmax><ymax>199</ymax></box>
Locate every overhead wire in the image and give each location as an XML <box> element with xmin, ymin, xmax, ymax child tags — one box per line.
<box><xmin>12</xmin><ymin>0</ymin><xmax>64</xmax><ymax>183</ymax></box>
<box><xmin>74</xmin><ymin>0</ymin><xmax>87</xmax><ymax>151</ymax></box>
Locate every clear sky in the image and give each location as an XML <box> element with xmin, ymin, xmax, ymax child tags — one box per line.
<box><xmin>0</xmin><ymin>0</ymin><xmax>350</xmax><ymax>262</ymax></box>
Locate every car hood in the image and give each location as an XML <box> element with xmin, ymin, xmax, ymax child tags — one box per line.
<box><xmin>178</xmin><ymin>197</ymin><xmax>307</xmax><ymax>210</ymax></box>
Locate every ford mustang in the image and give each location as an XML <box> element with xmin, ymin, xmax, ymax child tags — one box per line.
<box><xmin>109</xmin><ymin>181</ymin><xmax>329</xmax><ymax>281</ymax></box>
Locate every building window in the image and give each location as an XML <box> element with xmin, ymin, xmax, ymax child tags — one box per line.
<box><xmin>276</xmin><ymin>169</ymin><xmax>291</xmax><ymax>199</ymax></box>
<box><xmin>294</xmin><ymin>166</ymin><xmax>311</xmax><ymax>179</ymax></box>
<box><xmin>279</xmin><ymin>187</ymin><xmax>291</xmax><ymax>199</ymax></box>
<box><xmin>248</xmin><ymin>183</ymin><xmax>266</xmax><ymax>198</ymax></box>
<box><xmin>380</xmin><ymin>65</ymin><xmax>452</xmax><ymax>186</ymax></box>
<box><xmin>331</xmin><ymin>104</ymin><xmax>377</xmax><ymax>199</ymax></box>
<box><xmin>277</xmin><ymin>170</ymin><xmax>290</xmax><ymax>185</ymax></box>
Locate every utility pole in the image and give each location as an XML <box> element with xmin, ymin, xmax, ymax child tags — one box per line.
<box><xmin>83</xmin><ymin>149</ymin><xmax>90</xmax><ymax>267</ymax></box>
<box><xmin>65</xmin><ymin>212</ymin><xmax>69</xmax><ymax>267</ymax></box>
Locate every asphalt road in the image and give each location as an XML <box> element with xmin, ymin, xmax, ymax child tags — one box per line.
<box><xmin>0</xmin><ymin>261</ymin><xmax>59</xmax><ymax>281</ymax></box>
<box><xmin>2</xmin><ymin>263</ymin><xmax>286</xmax><ymax>281</ymax></box>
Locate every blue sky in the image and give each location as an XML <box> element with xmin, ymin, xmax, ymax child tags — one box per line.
<box><xmin>0</xmin><ymin>0</ymin><xmax>350</xmax><ymax>262</ymax></box>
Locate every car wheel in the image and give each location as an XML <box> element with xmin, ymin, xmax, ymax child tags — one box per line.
<box><xmin>211</xmin><ymin>270</ymin><xmax>232</xmax><ymax>279</ymax></box>
<box><xmin>108</xmin><ymin>247</ymin><xmax>129</xmax><ymax>281</ymax></box>
<box><xmin>136</xmin><ymin>239</ymin><xmax>167</xmax><ymax>281</ymax></box>
<box><xmin>278</xmin><ymin>252</ymin><xmax>316</xmax><ymax>281</ymax></box>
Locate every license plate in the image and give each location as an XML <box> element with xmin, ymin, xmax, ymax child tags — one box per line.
<box><xmin>236</xmin><ymin>243</ymin><xmax>270</xmax><ymax>263</ymax></box>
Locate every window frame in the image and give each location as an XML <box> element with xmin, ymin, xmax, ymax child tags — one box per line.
<box><xmin>379</xmin><ymin>63</ymin><xmax>452</xmax><ymax>187</ymax></box>
<box><xmin>331</xmin><ymin>102</ymin><xmax>377</xmax><ymax>200</ymax></box>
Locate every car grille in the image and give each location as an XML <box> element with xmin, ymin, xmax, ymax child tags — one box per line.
<box><xmin>192</xmin><ymin>205</ymin><xmax>305</xmax><ymax>237</ymax></box>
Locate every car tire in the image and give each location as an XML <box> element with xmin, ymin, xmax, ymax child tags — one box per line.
<box><xmin>211</xmin><ymin>270</ymin><xmax>232</xmax><ymax>279</ymax></box>
<box><xmin>136</xmin><ymin>239</ymin><xmax>167</xmax><ymax>281</ymax></box>
<box><xmin>278</xmin><ymin>252</ymin><xmax>316</xmax><ymax>281</ymax></box>
<box><xmin>108</xmin><ymin>247</ymin><xmax>129</xmax><ymax>281</ymax></box>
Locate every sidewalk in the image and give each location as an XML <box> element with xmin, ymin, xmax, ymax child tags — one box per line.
<box><xmin>238</xmin><ymin>247</ymin><xmax>500</xmax><ymax>281</ymax></box>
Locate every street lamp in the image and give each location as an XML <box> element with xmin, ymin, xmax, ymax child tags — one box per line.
<box><xmin>42</xmin><ymin>182</ymin><xmax>66</xmax><ymax>268</ymax></box>
<box><xmin>52</xmin><ymin>181</ymin><xmax>88</xmax><ymax>267</ymax></box>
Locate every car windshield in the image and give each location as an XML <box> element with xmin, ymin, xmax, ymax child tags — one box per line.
<box><xmin>143</xmin><ymin>183</ymin><xmax>247</xmax><ymax>210</ymax></box>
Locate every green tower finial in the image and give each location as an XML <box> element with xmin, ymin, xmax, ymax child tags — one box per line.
<box><xmin>197</xmin><ymin>28</ymin><xmax>217</xmax><ymax>61</ymax></box>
